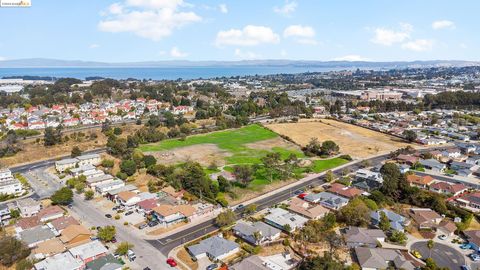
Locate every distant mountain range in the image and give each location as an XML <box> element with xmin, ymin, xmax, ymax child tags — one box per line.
<box><xmin>0</xmin><ymin>58</ymin><xmax>479</xmax><ymax>69</ymax></box>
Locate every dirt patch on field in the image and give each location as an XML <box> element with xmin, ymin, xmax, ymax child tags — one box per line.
<box><xmin>245</xmin><ymin>137</ymin><xmax>300</xmax><ymax>151</ymax></box>
<box><xmin>266</xmin><ymin>119</ymin><xmax>413</xmax><ymax>159</ymax></box>
<box><xmin>147</xmin><ymin>144</ymin><xmax>232</xmax><ymax>167</ymax></box>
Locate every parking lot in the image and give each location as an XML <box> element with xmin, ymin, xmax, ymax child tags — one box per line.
<box><xmin>22</xmin><ymin>168</ymin><xmax>61</xmax><ymax>199</ymax></box>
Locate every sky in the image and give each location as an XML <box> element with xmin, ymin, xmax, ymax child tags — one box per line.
<box><xmin>0</xmin><ymin>0</ymin><xmax>478</xmax><ymax>62</ymax></box>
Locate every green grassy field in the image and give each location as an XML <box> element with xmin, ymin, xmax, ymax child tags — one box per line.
<box><xmin>311</xmin><ymin>158</ymin><xmax>350</xmax><ymax>173</ymax></box>
<box><xmin>140</xmin><ymin>124</ymin><xmax>304</xmax><ymax>166</ymax></box>
<box><xmin>140</xmin><ymin>124</ymin><xmax>350</xmax><ymax>193</ymax></box>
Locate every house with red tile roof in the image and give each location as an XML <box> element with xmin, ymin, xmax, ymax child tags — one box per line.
<box><xmin>396</xmin><ymin>154</ymin><xmax>419</xmax><ymax>165</ymax></box>
<box><xmin>327</xmin><ymin>183</ymin><xmax>365</xmax><ymax>199</ymax></box>
<box><xmin>429</xmin><ymin>182</ymin><xmax>468</xmax><ymax>197</ymax></box>
<box><xmin>406</xmin><ymin>174</ymin><xmax>435</xmax><ymax>189</ymax></box>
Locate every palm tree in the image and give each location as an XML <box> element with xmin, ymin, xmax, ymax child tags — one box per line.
<box><xmin>427</xmin><ymin>239</ymin><xmax>435</xmax><ymax>258</ymax></box>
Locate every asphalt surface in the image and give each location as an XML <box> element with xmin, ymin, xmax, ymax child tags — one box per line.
<box><xmin>411</xmin><ymin>241</ymin><xmax>466</xmax><ymax>269</ymax></box>
<box><xmin>70</xmin><ymin>194</ymin><xmax>168</xmax><ymax>270</ymax></box>
<box><xmin>148</xmin><ymin>153</ymin><xmax>390</xmax><ymax>256</ymax></box>
<box><xmin>23</xmin><ymin>168</ymin><xmax>61</xmax><ymax>199</ymax></box>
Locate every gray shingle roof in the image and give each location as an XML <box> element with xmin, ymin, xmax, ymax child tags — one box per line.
<box><xmin>19</xmin><ymin>226</ymin><xmax>55</xmax><ymax>245</ymax></box>
<box><xmin>188</xmin><ymin>236</ymin><xmax>239</xmax><ymax>259</ymax></box>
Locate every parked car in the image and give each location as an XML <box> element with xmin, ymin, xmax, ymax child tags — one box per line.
<box><xmin>236</xmin><ymin>204</ymin><xmax>245</xmax><ymax>211</ymax></box>
<box><xmin>166</xmin><ymin>258</ymin><xmax>177</xmax><ymax>267</ymax></box>
<box><xmin>127</xmin><ymin>250</ymin><xmax>136</xmax><ymax>261</ymax></box>
<box><xmin>148</xmin><ymin>220</ymin><xmax>159</xmax><ymax>227</ymax></box>
<box><xmin>297</xmin><ymin>193</ymin><xmax>308</xmax><ymax>199</ymax></box>
<box><xmin>294</xmin><ymin>189</ymin><xmax>304</xmax><ymax>195</ymax></box>
<box><xmin>461</xmin><ymin>243</ymin><xmax>472</xmax><ymax>249</ymax></box>
<box><xmin>206</xmin><ymin>264</ymin><xmax>218</xmax><ymax>270</ymax></box>
<box><xmin>139</xmin><ymin>223</ymin><xmax>148</xmax><ymax>230</ymax></box>
<box><xmin>105</xmin><ymin>214</ymin><xmax>112</xmax><ymax>218</ymax></box>
<box><xmin>90</xmin><ymin>236</ymin><xmax>99</xmax><ymax>241</ymax></box>
<box><xmin>411</xmin><ymin>250</ymin><xmax>422</xmax><ymax>259</ymax></box>
<box><xmin>125</xmin><ymin>211</ymin><xmax>134</xmax><ymax>216</ymax></box>
<box><xmin>111</xmin><ymin>237</ymin><xmax>117</xmax><ymax>243</ymax></box>
<box><xmin>461</xmin><ymin>265</ymin><xmax>472</xmax><ymax>270</ymax></box>
<box><xmin>112</xmin><ymin>206</ymin><xmax>120</xmax><ymax>211</ymax></box>
<box><xmin>470</xmin><ymin>253</ymin><xmax>480</xmax><ymax>261</ymax></box>
<box><xmin>438</xmin><ymin>234</ymin><xmax>447</xmax><ymax>240</ymax></box>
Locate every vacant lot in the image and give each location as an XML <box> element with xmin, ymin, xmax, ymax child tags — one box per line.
<box><xmin>140</xmin><ymin>124</ymin><xmax>304</xmax><ymax>167</ymax></box>
<box><xmin>267</xmin><ymin>119</ymin><xmax>412</xmax><ymax>158</ymax></box>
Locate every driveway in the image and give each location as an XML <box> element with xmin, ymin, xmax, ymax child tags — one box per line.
<box><xmin>411</xmin><ymin>241</ymin><xmax>466</xmax><ymax>269</ymax></box>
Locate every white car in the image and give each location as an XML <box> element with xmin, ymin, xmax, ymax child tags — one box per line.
<box><xmin>438</xmin><ymin>234</ymin><xmax>447</xmax><ymax>240</ymax></box>
<box><xmin>470</xmin><ymin>253</ymin><xmax>480</xmax><ymax>261</ymax></box>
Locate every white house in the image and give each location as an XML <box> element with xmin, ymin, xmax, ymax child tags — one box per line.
<box><xmin>55</xmin><ymin>158</ymin><xmax>79</xmax><ymax>173</ymax></box>
<box><xmin>0</xmin><ymin>169</ymin><xmax>23</xmax><ymax>196</ymax></box>
<box><xmin>76</xmin><ymin>154</ymin><xmax>101</xmax><ymax>167</ymax></box>
<box><xmin>95</xmin><ymin>180</ymin><xmax>125</xmax><ymax>195</ymax></box>
<box><xmin>264</xmin><ymin>208</ymin><xmax>308</xmax><ymax>232</ymax></box>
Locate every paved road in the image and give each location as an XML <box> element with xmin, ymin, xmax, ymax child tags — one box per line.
<box><xmin>411</xmin><ymin>241</ymin><xmax>466</xmax><ymax>269</ymax></box>
<box><xmin>70</xmin><ymin>194</ymin><xmax>170</xmax><ymax>270</ymax></box>
<box><xmin>148</xmin><ymin>154</ymin><xmax>390</xmax><ymax>256</ymax></box>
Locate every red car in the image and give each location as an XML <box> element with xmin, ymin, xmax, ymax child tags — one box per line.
<box><xmin>166</xmin><ymin>258</ymin><xmax>177</xmax><ymax>267</ymax></box>
<box><xmin>297</xmin><ymin>193</ymin><xmax>308</xmax><ymax>199</ymax></box>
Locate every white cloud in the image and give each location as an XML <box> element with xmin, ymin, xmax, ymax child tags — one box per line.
<box><xmin>371</xmin><ymin>23</ymin><xmax>412</xmax><ymax>46</ymax></box>
<box><xmin>170</xmin><ymin>46</ymin><xmax>188</xmax><ymax>57</ymax></box>
<box><xmin>126</xmin><ymin>0</ymin><xmax>184</xmax><ymax>9</ymax></box>
<box><xmin>273</xmin><ymin>0</ymin><xmax>297</xmax><ymax>16</ymax></box>
<box><xmin>98</xmin><ymin>0</ymin><xmax>201</xmax><ymax>41</ymax></box>
<box><xmin>108</xmin><ymin>3</ymin><xmax>123</xmax><ymax>14</ymax></box>
<box><xmin>89</xmin><ymin>44</ymin><xmax>100</xmax><ymax>49</ymax></box>
<box><xmin>402</xmin><ymin>39</ymin><xmax>433</xmax><ymax>52</ymax></box>
<box><xmin>234</xmin><ymin>49</ymin><xmax>261</xmax><ymax>59</ymax></box>
<box><xmin>215</xmin><ymin>25</ymin><xmax>280</xmax><ymax>47</ymax></box>
<box><xmin>280</xmin><ymin>50</ymin><xmax>287</xmax><ymax>57</ymax></box>
<box><xmin>283</xmin><ymin>25</ymin><xmax>315</xmax><ymax>38</ymax></box>
<box><xmin>219</xmin><ymin>3</ymin><xmax>228</xmax><ymax>13</ymax></box>
<box><xmin>283</xmin><ymin>25</ymin><xmax>317</xmax><ymax>45</ymax></box>
<box><xmin>432</xmin><ymin>20</ymin><xmax>455</xmax><ymax>30</ymax></box>
<box><xmin>0</xmin><ymin>56</ymin><xmax>6</xmax><ymax>61</ymax></box>
<box><xmin>333</xmin><ymin>55</ymin><xmax>370</xmax><ymax>61</ymax></box>
<box><xmin>460</xmin><ymin>43</ymin><xmax>467</xmax><ymax>49</ymax></box>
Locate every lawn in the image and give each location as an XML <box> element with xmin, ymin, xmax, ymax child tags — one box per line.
<box><xmin>311</xmin><ymin>158</ymin><xmax>349</xmax><ymax>173</ymax></box>
<box><xmin>140</xmin><ymin>124</ymin><xmax>278</xmax><ymax>152</ymax></box>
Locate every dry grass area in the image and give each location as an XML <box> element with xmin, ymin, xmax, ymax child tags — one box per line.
<box><xmin>244</xmin><ymin>137</ymin><xmax>300</xmax><ymax>152</ymax></box>
<box><xmin>467</xmin><ymin>218</ymin><xmax>480</xmax><ymax>230</ymax></box>
<box><xmin>266</xmin><ymin>119</ymin><xmax>412</xmax><ymax>158</ymax></box>
<box><xmin>0</xmin><ymin>124</ymin><xmax>142</xmax><ymax>167</ymax></box>
<box><xmin>258</xmin><ymin>242</ymin><xmax>291</xmax><ymax>256</ymax></box>
<box><xmin>176</xmin><ymin>248</ymin><xmax>198</xmax><ymax>270</ymax></box>
<box><xmin>147</xmin><ymin>144</ymin><xmax>232</xmax><ymax>167</ymax></box>
<box><xmin>132</xmin><ymin>170</ymin><xmax>158</xmax><ymax>192</ymax></box>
